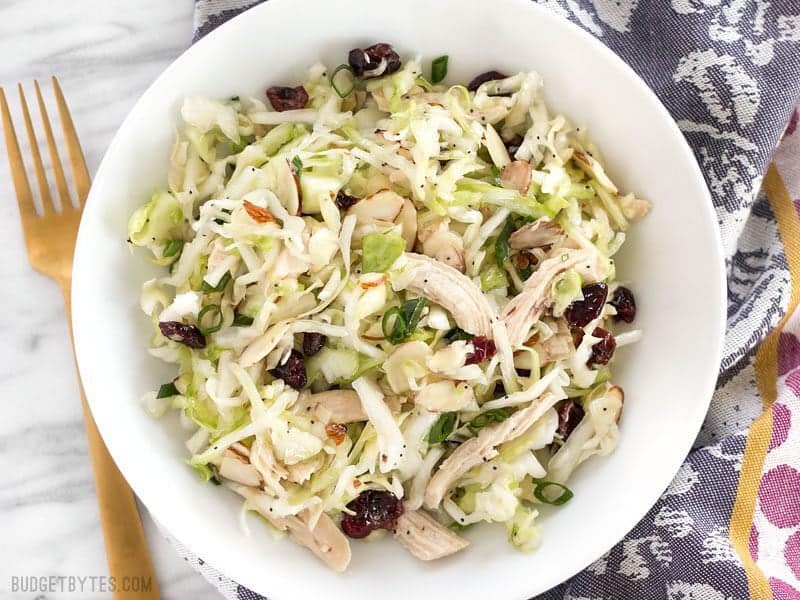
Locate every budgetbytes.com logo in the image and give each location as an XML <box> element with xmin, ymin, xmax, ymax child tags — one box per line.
<box><xmin>9</xmin><ymin>575</ymin><xmax>153</xmax><ymax>595</ymax></box>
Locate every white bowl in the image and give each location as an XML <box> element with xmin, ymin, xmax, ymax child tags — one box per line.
<box><xmin>72</xmin><ymin>0</ymin><xmax>726</xmax><ymax>597</ymax></box>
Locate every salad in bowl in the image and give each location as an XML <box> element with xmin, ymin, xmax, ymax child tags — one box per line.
<box><xmin>128</xmin><ymin>42</ymin><xmax>648</xmax><ymax>571</ymax></box>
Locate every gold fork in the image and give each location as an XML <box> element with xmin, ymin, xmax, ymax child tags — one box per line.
<box><xmin>1</xmin><ymin>79</ymin><xmax>159</xmax><ymax>599</ymax></box>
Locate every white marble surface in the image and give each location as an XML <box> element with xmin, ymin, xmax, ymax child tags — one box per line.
<box><xmin>0</xmin><ymin>1</ymin><xmax>221</xmax><ymax>598</ymax></box>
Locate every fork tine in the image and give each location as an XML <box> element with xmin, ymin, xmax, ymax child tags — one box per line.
<box><xmin>33</xmin><ymin>80</ymin><xmax>72</xmax><ymax>210</ymax></box>
<box><xmin>0</xmin><ymin>87</ymin><xmax>37</xmax><ymax>224</ymax></box>
<box><xmin>18</xmin><ymin>84</ymin><xmax>54</xmax><ymax>216</ymax></box>
<box><xmin>52</xmin><ymin>76</ymin><xmax>90</xmax><ymax>205</ymax></box>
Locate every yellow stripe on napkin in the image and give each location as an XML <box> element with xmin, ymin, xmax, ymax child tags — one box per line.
<box><xmin>729</xmin><ymin>164</ymin><xmax>800</xmax><ymax>600</ymax></box>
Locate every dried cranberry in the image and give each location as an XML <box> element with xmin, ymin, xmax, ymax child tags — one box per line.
<box><xmin>467</xmin><ymin>70</ymin><xmax>507</xmax><ymax>92</ymax></box>
<box><xmin>588</xmin><ymin>327</ymin><xmax>616</xmax><ymax>366</ymax></box>
<box><xmin>564</xmin><ymin>283</ymin><xmax>609</xmax><ymax>328</ymax></box>
<box><xmin>270</xmin><ymin>349</ymin><xmax>307</xmax><ymax>389</ymax></box>
<box><xmin>302</xmin><ymin>332</ymin><xmax>326</xmax><ymax>357</ymax></box>
<box><xmin>556</xmin><ymin>399</ymin><xmax>584</xmax><ymax>439</ymax></box>
<box><xmin>159</xmin><ymin>321</ymin><xmax>206</xmax><ymax>349</ymax></box>
<box><xmin>335</xmin><ymin>191</ymin><xmax>359</xmax><ymax>211</ymax></box>
<box><xmin>465</xmin><ymin>336</ymin><xmax>496</xmax><ymax>365</ymax></box>
<box><xmin>348</xmin><ymin>43</ymin><xmax>402</xmax><ymax>78</ymax></box>
<box><xmin>611</xmin><ymin>286</ymin><xmax>636</xmax><ymax>323</ymax></box>
<box><xmin>341</xmin><ymin>489</ymin><xmax>404</xmax><ymax>539</ymax></box>
<box><xmin>266</xmin><ymin>86</ymin><xmax>309</xmax><ymax>111</ymax></box>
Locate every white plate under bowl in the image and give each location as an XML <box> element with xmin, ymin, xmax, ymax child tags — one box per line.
<box><xmin>72</xmin><ymin>0</ymin><xmax>726</xmax><ymax>598</ymax></box>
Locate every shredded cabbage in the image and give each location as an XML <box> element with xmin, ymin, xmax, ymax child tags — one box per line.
<box><xmin>361</xmin><ymin>232</ymin><xmax>405</xmax><ymax>273</ymax></box>
<box><xmin>130</xmin><ymin>47</ymin><xmax>647</xmax><ymax>570</ymax></box>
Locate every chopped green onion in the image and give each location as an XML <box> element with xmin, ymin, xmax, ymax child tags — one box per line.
<box><xmin>232</xmin><ymin>313</ymin><xmax>254</xmax><ymax>326</ymax></box>
<box><xmin>495</xmin><ymin>218</ymin><xmax>515</xmax><ymax>267</ymax></box>
<box><xmin>427</xmin><ymin>412</ymin><xmax>457</xmax><ymax>444</ymax></box>
<box><xmin>476</xmin><ymin>145</ymin><xmax>492</xmax><ymax>164</ymax></box>
<box><xmin>330</xmin><ymin>64</ymin><xmax>356</xmax><ymax>98</ymax></box>
<box><xmin>201</xmin><ymin>272</ymin><xmax>231</xmax><ymax>293</ymax></box>
<box><xmin>381</xmin><ymin>307</ymin><xmax>406</xmax><ymax>343</ymax></box>
<box><xmin>532</xmin><ymin>480</ymin><xmax>574</xmax><ymax>505</ymax></box>
<box><xmin>156</xmin><ymin>382</ymin><xmax>179</xmax><ymax>399</ymax></box>
<box><xmin>467</xmin><ymin>408</ymin><xmax>512</xmax><ymax>433</ymax></box>
<box><xmin>198</xmin><ymin>304</ymin><xmax>223</xmax><ymax>335</ymax></box>
<box><xmin>444</xmin><ymin>327</ymin><xmax>473</xmax><ymax>342</ymax></box>
<box><xmin>431</xmin><ymin>55</ymin><xmax>449</xmax><ymax>84</ymax></box>
<box><xmin>490</xmin><ymin>164</ymin><xmax>502</xmax><ymax>186</ymax></box>
<box><xmin>163</xmin><ymin>239</ymin><xmax>184</xmax><ymax>259</ymax></box>
<box><xmin>381</xmin><ymin>298</ymin><xmax>427</xmax><ymax>344</ymax></box>
<box><xmin>400</xmin><ymin>297</ymin><xmax>427</xmax><ymax>333</ymax></box>
<box><xmin>292</xmin><ymin>156</ymin><xmax>303</xmax><ymax>173</ymax></box>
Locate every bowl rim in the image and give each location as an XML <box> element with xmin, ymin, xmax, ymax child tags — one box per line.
<box><xmin>72</xmin><ymin>0</ymin><xmax>727</xmax><ymax>597</ymax></box>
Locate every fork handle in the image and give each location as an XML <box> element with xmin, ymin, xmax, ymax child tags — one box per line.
<box><xmin>61</xmin><ymin>284</ymin><xmax>161</xmax><ymax>599</ymax></box>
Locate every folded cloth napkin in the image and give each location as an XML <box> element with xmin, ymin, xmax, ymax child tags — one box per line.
<box><xmin>174</xmin><ymin>2</ymin><xmax>800</xmax><ymax>598</ymax></box>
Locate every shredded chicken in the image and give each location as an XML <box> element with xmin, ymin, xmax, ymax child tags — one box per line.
<box><xmin>536</xmin><ymin>318</ymin><xmax>573</xmax><ymax>363</ymax></box>
<box><xmin>301</xmin><ymin>390</ymin><xmax>366</xmax><ymax>423</ymax></box>
<box><xmin>620</xmin><ymin>193</ymin><xmax>651</xmax><ymax>220</ymax></box>
<box><xmin>249</xmin><ymin>438</ymin><xmax>289</xmax><ymax>497</ymax></box>
<box><xmin>240</xmin><ymin>320</ymin><xmax>291</xmax><ymax>367</ymax></box>
<box><xmin>286</xmin><ymin>454</ymin><xmax>325</xmax><ymax>484</ymax></box>
<box><xmin>280</xmin><ymin>510</ymin><xmax>351</xmax><ymax>572</ymax></box>
<box><xmin>296</xmin><ymin>389</ymin><xmax>402</xmax><ymax>422</ymax></box>
<box><xmin>232</xmin><ymin>485</ymin><xmax>351</xmax><ymax>571</ymax></box>
<box><xmin>396</xmin><ymin>253</ymin><xmax>495</xmax><ymax>337</ymax></box>
<box><xmin>573</xmin><ymin>149</ymin><xmax>618</xmax><ymax>194</ymax></box>
<box><xmin>501</xmin><ymin>249</ymin><xmax>594</xmax><ymax>346</ymax></box>
<box><xmin>218</xmin><ymin>443</ymin><xmax>263</xmax><ymax>487</ymax></box>
<box><xmin>424</xmin><ymin>393</ymin><xmax>562</xmax><ymax>508</ymax></box>
<box><xmin>395</xmin><ymin>509</ymin><xmax>469</xmax><ymax>560</ymax></box>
